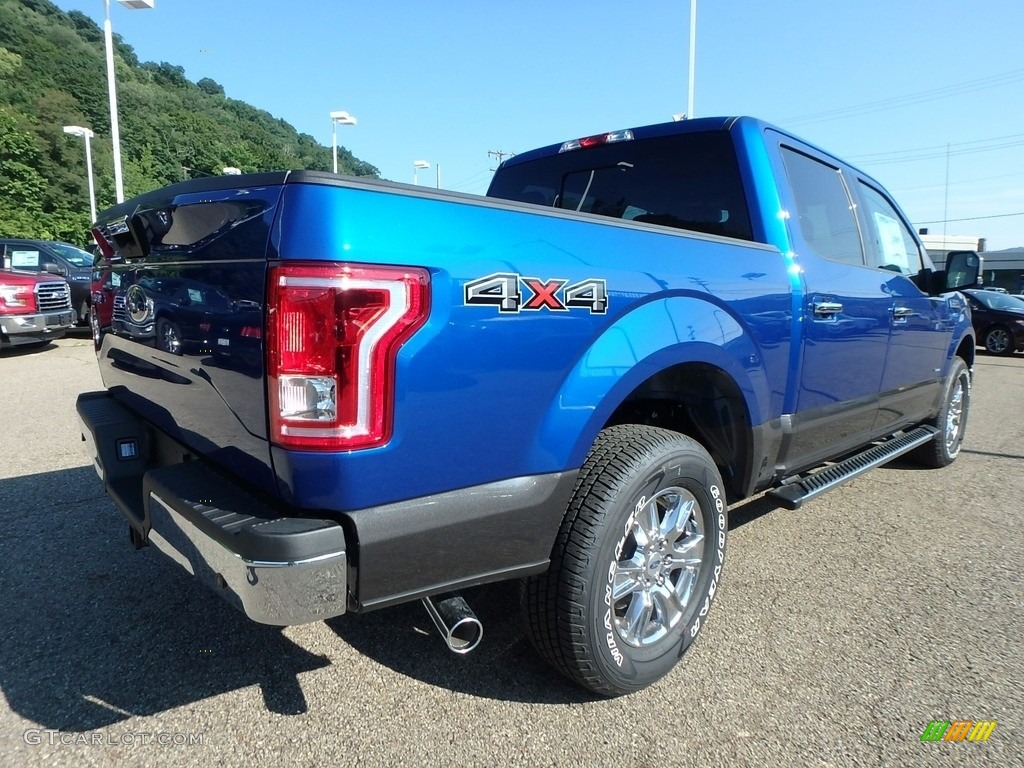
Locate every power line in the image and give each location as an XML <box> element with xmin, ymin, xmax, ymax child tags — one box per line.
<box><xmin>448</xmin><ymin>167</ymin><xmax>493</xmax><ymax>191</ymax></box>
<box><xmin>853</xmin><ymin>137</ymin><xmax>1024</xmax><ymax>167</ymax></box>
<box><xmin>891</xmin><ymin>170</ymin><xmax>1024</xmax><ymax>193</ymax></box>
<box><xmin>917</xmin><ymin>210</ymin><xmax>1024</xmax><ymax>224</ymax></box>
<box><xmin>847</xmin><ymin>131</ymin><xmax>1024</xmax><ymax>161</ymax></box>
<box><xmin>780</xmin><ymin>67</ymin><xmax>1024</xmax><ymax>127</ymax></box>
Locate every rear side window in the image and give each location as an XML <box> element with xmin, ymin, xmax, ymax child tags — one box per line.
<box><xmin>781</xmin><ymin>147</ymin><xmax>865</xmax><ymax>266</ymax></box>
<box><xmin>488</xmin><ymin>131</ymin><xmax>753</xmax><ymax>241</ymax></box>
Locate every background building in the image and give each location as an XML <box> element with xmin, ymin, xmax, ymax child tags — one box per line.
<box><xmin>973</xmin><ymin>248</ymin><xmax>1024</xmax><ymax>293</ymax></box>
<box><xmin>917</xmin><ymin>231</ymin><xmax>1024</xmax><ymax>293</ymax></box>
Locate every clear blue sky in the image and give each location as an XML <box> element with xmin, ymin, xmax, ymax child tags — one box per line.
<box><xmin>54</xmin><ymin>0</ymin><xmax>1024</xmax><ymax>249</ymax></box>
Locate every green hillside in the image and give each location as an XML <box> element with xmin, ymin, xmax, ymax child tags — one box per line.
<box><xmin>0</xmin><ymin>0</ymin><xmax>378</xmax><ymax>244</ymax></box>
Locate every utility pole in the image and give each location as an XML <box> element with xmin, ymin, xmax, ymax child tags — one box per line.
<box><xmin>488</xmin><ymin>149</ymin><xmax>514</xmax><ymax>171</ymax></box>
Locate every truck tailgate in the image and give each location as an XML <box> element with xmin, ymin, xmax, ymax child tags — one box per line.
<box><xmin>92</xmin><ymin>177</ymin><xmax>286</xmax><ymax>496</ymax></box>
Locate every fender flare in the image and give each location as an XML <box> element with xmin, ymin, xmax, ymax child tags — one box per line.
<box><xmin>533</xmin><ymin>296</ymin><xmax>772</xmax><ymax>470</ymax></box>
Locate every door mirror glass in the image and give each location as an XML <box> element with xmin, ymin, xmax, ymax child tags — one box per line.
<box><xmin>945</xmin><ymin>251</ymin><xmax>980</xmax><ymax>291</ymax></box>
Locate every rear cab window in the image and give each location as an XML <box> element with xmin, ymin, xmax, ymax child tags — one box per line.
<box><xmin>487</xmin><ymin>131</ymin><xmax>754</xmax><ymax>241</ymax></box>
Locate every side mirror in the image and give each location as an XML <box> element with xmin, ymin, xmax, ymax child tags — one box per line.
<box><xmin>44</xmin><ymin>263</ymin><xmax>64</xmax><ymax>276</ymax></box>
<box><xmin>945</xmin><ymin>250</ymin><xmax>981</xmax><ymax>291</ymax></box>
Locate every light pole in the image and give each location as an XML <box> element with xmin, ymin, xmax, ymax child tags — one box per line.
<box><xmin>63</xmin><ymin>125</ymin><xmax>97</xmax><ymax>223</ymax></box>
<box><xmin>330</xmin><ymin>110</ymin><xmax>357</xmax><ymax>174</ymax></box>
<box><xmin>413</xmin><ymin>160</ymin><xmax>430</xmax><ymax>185</ymax></box>
<box><xmin>687</xmin><ymin>0</ymin><xmax>697</xmax><ymax>119</ymax></box>
<box><xmin>104</xmin><ymin>0</ymin><xmax>154</xmax><ymax>203</ymax></box>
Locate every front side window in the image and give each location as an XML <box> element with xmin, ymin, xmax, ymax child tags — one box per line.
<box><xmin>781</xmin><ymin>147</ymin><xmax>864</xmax><ymax>266</ymax></box>
<box><xmin>857</xmin><ymin>183</ymin><xmax>925</xmax><ymax>276</ymax></box>
<box><xmin>48</xmin><ymin>242</ymin><xmax>94</xmax><ymax>267</ymax></box>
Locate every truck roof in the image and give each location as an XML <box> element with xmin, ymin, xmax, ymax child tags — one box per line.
<box><xmin>496</xmin><ymin>115</ymin><xmax>888</xmax><ymax>197</ymax></box>
<box><xmin>501</xmin><ymin>116</ymin><xmax>744</xmax><ymax>168</ymax></box>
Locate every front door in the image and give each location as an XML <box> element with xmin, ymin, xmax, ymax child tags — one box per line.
<box><xmin>854</xmin><ymin>181</ymin><xmax>950</xmax><ymax>432</ymax></box>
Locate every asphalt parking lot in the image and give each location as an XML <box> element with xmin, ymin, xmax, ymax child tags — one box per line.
<box><xmin>1</xmin><ymin>333</ymin><xmax>1021</xmax><ymax>768</ymax></box>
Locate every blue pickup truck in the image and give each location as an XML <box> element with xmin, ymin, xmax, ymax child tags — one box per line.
<box><xmin>77</xmin><ymin>116</ymin><xmax>980</xmax><ymax>696</ymax></box>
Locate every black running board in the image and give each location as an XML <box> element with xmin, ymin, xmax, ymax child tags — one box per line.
<box><xmin>767</xmin><ymin>426</ymin><xmax>938</xmax><ymax>510</ymax></box>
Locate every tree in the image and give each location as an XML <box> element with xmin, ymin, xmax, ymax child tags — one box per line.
<box><xmin>197</xmin><ymin>77</ymin><xmax>224</xmax><ymax>97</ymax></box>
<box><xmin>0</xmin><ymin>0</ymin><xmax>379</xmax><ymax>242</ymax></box>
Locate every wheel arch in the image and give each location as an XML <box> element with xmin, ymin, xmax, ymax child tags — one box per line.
<box><xmin>534</xmin><ymin>297</ymin><xmax>769</xmax><ymax>502</ymax></box>
<box><xmin>955</xmin><ymin>332</ymin><xmax>975</xmax><ymax>370</ymax></box>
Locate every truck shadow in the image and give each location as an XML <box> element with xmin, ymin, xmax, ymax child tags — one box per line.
<box><xmin>0</xmin><ymin>467</ymin><xmax>330</xmax><ymax>731</ymax></box>
<box><xmin>2</xmin><ymin>464</ymin><xmax>899</xmax><ymax>718</ymax></box>
<box><xmin>326</xmin><ymin>492</ymin><xmax>791</xmax><ymax>702</ymax></box>
<box><xmin>325</xmin><ymin>582</ymin><xmax>596</xmax><ymax>705</ymax></box>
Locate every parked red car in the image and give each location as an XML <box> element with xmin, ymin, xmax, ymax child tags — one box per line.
<box><xmin>89</xmin><ymin>253</ymin><xmax>121</xmax><ymax>349</ymax></box>
<box><xmin>0</xmin><ymin>269</ymin><xmax>76</xmax><ymax>350</ymax></box>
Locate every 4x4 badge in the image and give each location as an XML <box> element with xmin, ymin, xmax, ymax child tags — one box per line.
<box><xmin>464</xmin><ymin>272</ymin><xmax>608</xmax><ymax>314</ymax></box>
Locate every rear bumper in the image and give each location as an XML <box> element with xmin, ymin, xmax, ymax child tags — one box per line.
<box><xmin>0</xmin><ymin>309</ymin><xmax>75</xmax><ymax>344</ymax></box>
<box><xmin>76</xmin><ymin>391</ymin><xmax>349</xmax><ymax>626</ymax></box>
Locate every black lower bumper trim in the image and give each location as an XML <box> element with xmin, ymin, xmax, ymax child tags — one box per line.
<box><xmin>77</xmin><ymin>391</ymin><xmax>348</xmax><ymax>625</ymax></box>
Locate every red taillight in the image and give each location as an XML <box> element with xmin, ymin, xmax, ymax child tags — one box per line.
<box><xmin>266</xmin><ymin>262</ymin><xmax>430</xmax><ymax>451</ymax></box>
<box><xmin>559</xmin><ymin>129</ymin><xmax>634</xmax><ymax>153</ymax></box>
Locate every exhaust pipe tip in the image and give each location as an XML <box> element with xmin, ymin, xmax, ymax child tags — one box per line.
<box><xmin>421</xmin><ymin>593</ymin><xmax>483</xmax><ymax>654</ymax></box>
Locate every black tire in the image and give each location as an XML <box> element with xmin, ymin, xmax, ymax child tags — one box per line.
<box><xmin>521</xmin><ymin>425</ymin><xmax>727</xmax><ymax>697</ymax></box>
<box><xmin>984</xmin><ymin>326</ymin><xmax>1014</xmax><ymax>356</ymax></box>
<box><xmin>913</xmin><ymin>357</ymin><xmax>970</xmax><ymax>468</ymax></box>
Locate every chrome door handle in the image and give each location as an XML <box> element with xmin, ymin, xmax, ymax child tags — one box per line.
<box><xmin>892</xmin><ymin>306</ymin><xmax>915</xmax><ymax>318</ymax></box>
<box><xmin>812</xmin><ymin>301</ymin><xmax>843</xmax><ymax>317</ymax></box>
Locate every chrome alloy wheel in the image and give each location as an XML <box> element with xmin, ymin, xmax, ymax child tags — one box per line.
<box><xmin>160</xmin><ymin>322</ymin><xmax>180</xmax><ymax>354</ymax></box>
<box><xmin>945</xmin><ymin>376</ymin><xmax>965</xmax><ymax>453</ymax></box>
<box><xmin>609</xmin><ymin>487</ymin><xmax>705</xmax><ymax>648</ymax></box>
<box><xmin>90</xmin><ymin>308</ymin><xmax>101</xmax><ymax>349</ymax></box>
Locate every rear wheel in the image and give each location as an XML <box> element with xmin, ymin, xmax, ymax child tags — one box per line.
<box><xmin>521</xmin><ymin>425</ymin><xmax>727</xmax><ymax>697</ymax></box>
<box><xmin>984</xmin><ymin>326</ymin><xmax>1013</xmax><ymax>356</ymax></box>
